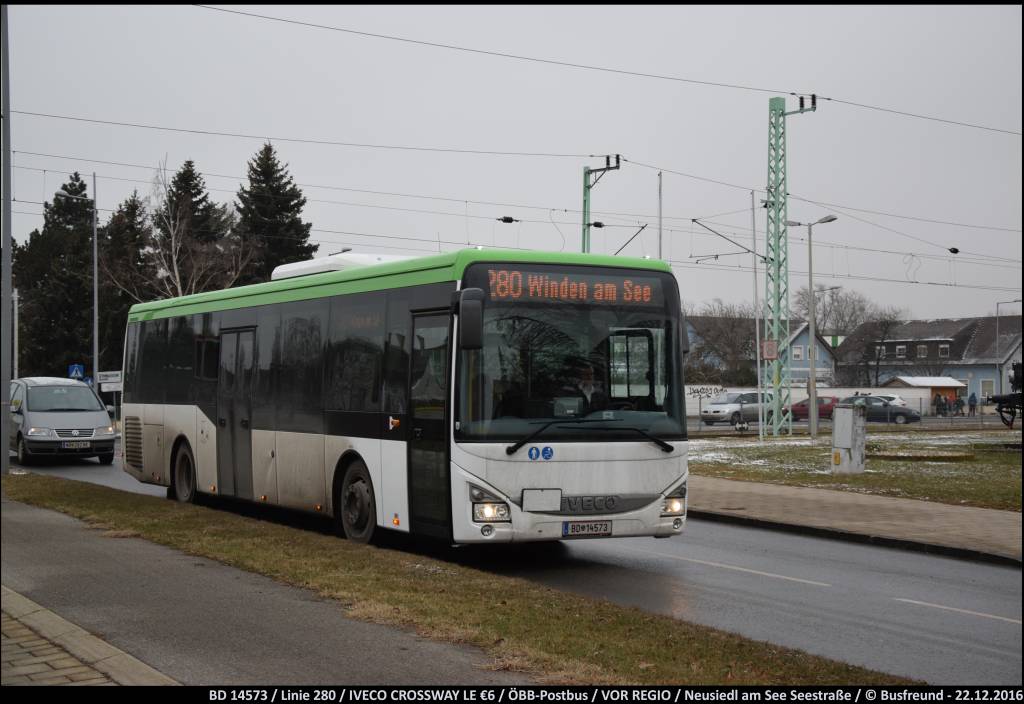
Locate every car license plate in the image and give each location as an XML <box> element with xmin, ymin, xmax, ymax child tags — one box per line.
<box><xmin>61</xmin><ymin>441</ymin><xmax>90</xmax><ymax>449</ymax></box>
<box><xmin>562</xmin><ymin>521</ymin><xmax>612</xmax><ymax>538</ymax></box>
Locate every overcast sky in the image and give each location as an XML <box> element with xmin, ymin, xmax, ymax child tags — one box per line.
<box><xmin>6</xmin><ymin>5</ymin><xmax>1022</xmax><ymax>319</ymax></box>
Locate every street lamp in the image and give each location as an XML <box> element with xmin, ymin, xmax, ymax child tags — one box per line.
<box><xmin>785</xmin><ymin>215</ymin><xmax>838</xmax><ymax>439</ymax></box>
<box><xmin>995</xmin><ymin>298</ymin><xmax>1022</xmax><ymax>395</ymax></box>
<box><xmin>54</xmin><ymin>173</ymin><xmax>98</xmax><ymax>389</ymax></box>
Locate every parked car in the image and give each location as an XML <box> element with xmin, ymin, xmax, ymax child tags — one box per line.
<box><xmin>874</xmin><ymin>393</ymin><xmax>908</xmax><ymax>407</ymax></box>
<box><xmin>8</xmin><ymin>377</ymin><xmax>116</xmax><ymax>465</ymax></box>
<box><xmin>788</xmin><ymin>395</ymin><xmax>839</xmax><ymax>420</ymax></box>
<box><xmin>839</xmin><ymin>395</ymin><xmax>921</xmax><ymax>424</ymax></box>
<box><xmin>700</xmin><ymin>391</ymin><xmax>774</xmax><ymax>426</ymax></box>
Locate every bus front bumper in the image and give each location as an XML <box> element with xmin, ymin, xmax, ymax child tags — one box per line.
<box><xmin>452</xmin><ymin>478</ymin><xmax>687</xmax><ymax>543</ymax></box>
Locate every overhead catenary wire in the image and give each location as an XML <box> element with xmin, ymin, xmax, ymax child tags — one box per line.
<box><xmin>15</xmin><ymin>149</ymin><xmax>1023</xmax><ymax>236</ymax></box>
<box><xmin>13</xmin><ymin>163</ymin><xmax>1020</xmax><ymax>273</ymax></box>
<box><xmin>194</xmin><ymin>4</ymin><xmax>1021</xmax><ymax>137</ymax></box>
<box><xmin>13</xmin><ymin>196</ymin><xmax>1017</xmax><ymax>292</ymax></box>
<box><xmin>11</xmin><ymin>110</ymin><xmax>596</xmax><ymax>158</ymax></box>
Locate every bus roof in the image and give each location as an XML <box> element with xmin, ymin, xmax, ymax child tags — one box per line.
<box><xmin>127</xmin><ymin>248</ymin><xmax>672</xmax><ymax>322</ymax></box>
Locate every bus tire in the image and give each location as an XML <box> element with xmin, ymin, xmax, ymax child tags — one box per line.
<box><xmin>172</xmin><ymin>443</ymin><xmax>198</xmax><ymax>504</ymax></box>
<box><xmin>337</xmin><ymin>460</ymin><xmax>376</xmax><ymax>544</ymax></box>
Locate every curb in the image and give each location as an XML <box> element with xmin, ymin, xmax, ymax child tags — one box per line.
<box><xmin>687</xmin><ymin>509</ymin><xmax>1023</xmax><ymax>568</ymax></box>
<box><xmin>1</xmin><ymin>585</ymin><xmax>179</xmax><ymax>686</ymax></box>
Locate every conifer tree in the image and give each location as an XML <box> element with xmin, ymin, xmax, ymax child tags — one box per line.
<box><xmin>98</xmin><ymin>191</ymin><xmax>153</xmax><ymax>370</ymax></box>
<box><xmin>235</xmin><ymin>143</ymin><xmax>317</xmax><ymax>284</ymax></box>
<box><xmin>12</xmin><ymin>173</ymin><xmax>96</xmax><ymax>377</ymax></box>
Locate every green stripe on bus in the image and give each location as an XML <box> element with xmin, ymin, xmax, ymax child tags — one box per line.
<box><xmin>127</xmin><ymin>249</ymin><xmax>671</xmax><ymax>322</ymax></box>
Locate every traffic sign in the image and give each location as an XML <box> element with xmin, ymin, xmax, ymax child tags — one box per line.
<box><xmin>761</xmin><ymin>340</ymin><xmax>778</xmax><ymax>361</ymax></box>
<box><xmin>97</xmin><ymin>371</ymin><xmax>122</xmax><ymax>384</ymax></box>
<box><xmin>101</xmin><ymin>381</ymin><xmax>123</xmax><ymax>393</ymax></box>
<box><xmin>68</xmin><ymin>364</ymin><xmax>85</xmax><ymax>380</ymax></box>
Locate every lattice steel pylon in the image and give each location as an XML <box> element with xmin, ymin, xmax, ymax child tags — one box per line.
<box><xmin>763</xmin><ymin>95</ymin><xmax>817</xmax><ymax>436</ymax></box>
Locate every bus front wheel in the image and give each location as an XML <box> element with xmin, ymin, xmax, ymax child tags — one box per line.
<box><xmin>337</xmin><ymin>460</ymin><xmax>376</xmax><ymax>544</ymax></box>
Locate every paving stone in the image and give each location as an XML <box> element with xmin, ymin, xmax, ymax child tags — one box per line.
<box><xmin>4</xmin><ymin>662</ymin><xmax>52</xmax><ymax>676</ymax></box>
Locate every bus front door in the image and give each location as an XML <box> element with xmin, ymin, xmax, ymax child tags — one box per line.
<box><xmin>216</xmin><ymin>329</ymin><xmax>255</xmax><ymax>500</ymax></box>
<box><xmin>407</xmin><ymin>313</ymin><xmax>451</xmax><ymax>538</ymax></box>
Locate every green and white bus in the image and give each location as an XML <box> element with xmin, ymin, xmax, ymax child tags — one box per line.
<box><xmin>121</xmin><ymin>249</ymin><xmax>689</xmax><ymax>543</ymax></box>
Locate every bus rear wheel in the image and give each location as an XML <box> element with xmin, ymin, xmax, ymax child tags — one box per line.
<box><xmin>337</xmin><ymin>460</ymin><xmax>376</xmax><ymax>544</ymax></box>
<box><xmin>172</xmin><ymin>443</ymin><xmax>197</xmax><ymax>504</ymax></box>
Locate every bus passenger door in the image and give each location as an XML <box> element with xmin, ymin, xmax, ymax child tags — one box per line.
<box><xmin>216</xmin><ymin>329</ymin><xmax>255</xmax><ymax>499</ymax></box>
<box><xmin>407</xmin><ymin>313</ymin><xmax>451</xmax><ymax>538</ymax></box>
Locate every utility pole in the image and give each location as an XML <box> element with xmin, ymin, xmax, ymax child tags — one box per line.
<box><xmin>752</xmin><ymin>191</ymin><xmax>764</xmax><ymax>440</ymax></box>
<box><xmin>763</xmin><ymin>94</ymin><xmax>818</xmax><ymax>437</ymax></box>
<box><xmin>581</xmin><ymin>154</ymin><xmax>620</xmax><ymax>253</ymax></box>
<box><xmin>785</xmin><ymin>216</ymin><xmax>837</xmax><ymax>439</ymax></box>
<box><xmin>657</xmin><ymin>171</ymin><xmax>663</xmax><ymax>259</ymax></box>
<box><xmin>2</xmin><ymin>4</ymin><xmax>13</xmax><ymax>477</ymax></box>
<box><xmin>12</xmin><ymin>288</ymin><xmax>18</xmax><ymax>378</ymax></box>
<box><xmin>92</xmin><ymin>171</ymin><xmax>98</xmax><ymax>387</ymax></box>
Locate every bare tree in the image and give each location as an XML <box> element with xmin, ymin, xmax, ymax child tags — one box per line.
<box><xmin>793</xmin><ymin>286</ymin><xmax>876</xmax><ymax>335</ymax></box>
<box><xmin>687</xmin><ymin>299</ymin><xmax>758</xmax><ymax>385</ymax></box>
<box><xmin>835</xmin><ymin>305</ymin><xmax>906</xmax><ymax>386</ymax></box>
<box><xmin>146</xmin><ymin>161</ymin><xmax>256</xmax><ymax>299</ymax></box>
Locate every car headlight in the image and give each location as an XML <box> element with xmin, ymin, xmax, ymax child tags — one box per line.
<box><xmin>94</xmin><ymin>425</ymin><xmax>115</xmax><ymax>437</ymax></box>
<box><xmin>27</xmin><ymin>427</ymin><xmax>54</xmax><ymax>437</ymax></box>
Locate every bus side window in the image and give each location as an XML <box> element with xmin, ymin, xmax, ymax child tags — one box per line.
<box><xmin>384</xmin><ymin>292</ymin><xmax>410</xmax><ymax>415</ymax></box>
<box><xmin>139</xmin><ymin>319</ymin><xmax>168</xmax><ymax>405</ymax></box>
<box><xmin>326</xmin><ymin>292</ymin><xmax>385</xmax><ymax>413</ymax></box>
<box><xmin>123</xmin><ymin>323</ymin><xmax>140</xmax><ymax>403</ymax></box>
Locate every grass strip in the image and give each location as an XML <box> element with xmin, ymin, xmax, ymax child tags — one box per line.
<box><xmin>3</xmin><ymin>473</ymin><xmax>908</xmax><ymax>685</ymax></box>
<box><xmin>691</xmin><ymin>437</ymin><xmax>1022</xmax><ymax>511</ymax></box>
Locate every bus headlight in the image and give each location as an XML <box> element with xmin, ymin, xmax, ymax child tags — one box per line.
<box><xmin>661</xmin><ymin>498</ymin><xmax>685</xmax><ymax>516</ymax></box>
<box><xmin>27</xmin><ymin>427</ymin><xmax>54</xmax><ymax>437</ymax></box>
<box><xmin>473</xmin><ymin>502</ymin><xmax>510</xmax><ymax>522</ymax></box>
<box><xmin>661</xmin><ymin>481</ymin><xmax>687</xmax><ymax>516</ymax></box>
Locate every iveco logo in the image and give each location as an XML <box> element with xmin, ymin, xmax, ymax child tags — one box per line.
<box><xmin>71</xmin><ymin>430</ymin><xmax>80</xmax><ymax>437</ymax></box>
<box><xmin>561</xmin><ymin>495</ymin><xmax>619</xmax><ymax>513</ymax></box>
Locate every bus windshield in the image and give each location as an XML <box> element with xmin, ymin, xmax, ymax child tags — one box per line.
<box><xmin>456</xmin><ymin>263</ymin><xmax>685</xmax><ymax>444</ymax></box>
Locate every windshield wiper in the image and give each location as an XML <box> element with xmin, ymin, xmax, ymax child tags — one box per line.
<box><xmin>505</xmin><ymin>418</ymin><xmax>618</xmax><ymax>455</ymax></box>
<box><xmin>43</xmin><ymin>407</ymin><xmax>96</xmax><ymax>412</ymax></box>
<box><xmin>561</xmin><ymin>424</ymin><xmax>674</xmax><ymax>453</ymax></box>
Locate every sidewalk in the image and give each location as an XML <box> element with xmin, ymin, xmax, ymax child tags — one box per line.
<box><xmin>688</xmin><ymin>475</ymin><xmax>1023</xmax><ymax>563</ymax></box>
<box><xmin>1</xmin><ymin>587</ymin><xmax>177</xmax><ymax>686</ymax></box>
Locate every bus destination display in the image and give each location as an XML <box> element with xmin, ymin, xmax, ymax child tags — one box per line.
<box><xmin>485</xmin><ymin>268</ymin><xmax>664</xmax><ymax>306</ymax></box>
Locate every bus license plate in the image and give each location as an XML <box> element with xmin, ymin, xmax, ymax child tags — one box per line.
<box><xmin>61</xmin><ymin>441</ymin><xmax>90</xmax><ymax>449</ymax></box>
<box><xmin>562</xmin><ymin>521</ymin><xmax>612</xmax><ymax>538</ymax></box>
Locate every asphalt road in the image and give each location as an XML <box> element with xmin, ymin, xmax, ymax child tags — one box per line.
<box><xmin>8</xmin><ymin>453</ymin><xmax>1022</xmax><ymax>685</ymax></box>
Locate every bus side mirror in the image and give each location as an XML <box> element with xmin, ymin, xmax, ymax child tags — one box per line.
<box><xmin>458</xmin><ymin>288</ymin><xmax>484</xmax><ymax>351</ymax></box>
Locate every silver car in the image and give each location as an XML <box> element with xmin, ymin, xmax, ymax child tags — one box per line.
<box><xmin>700</xmin><ymin>391</ymin><xmax>774</xmax><ymax>426</ymax></box>
<box><xmin>8</xmin><ymin>377</ymin><xmax>116</xmax><ymax>465</ymax></box>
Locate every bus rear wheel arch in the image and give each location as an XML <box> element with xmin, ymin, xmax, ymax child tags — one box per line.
<box><xmin>333</xmin><ymin>457</ymin><xmax>376</xmax><ymax>544</ymax></box>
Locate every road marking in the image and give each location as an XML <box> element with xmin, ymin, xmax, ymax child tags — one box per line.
<box><xmin>894</xmin><ymin>598</ymin><xmax>1022</xmax><ymax>625</ymax></box>
<box><xmin>635</xmin><ymin>548</ymin><xmax>831</xmax><ymax>587</ymax></box>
